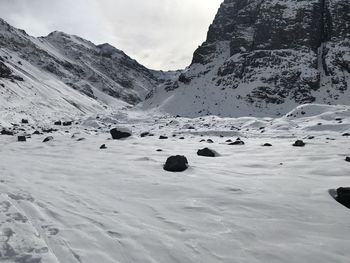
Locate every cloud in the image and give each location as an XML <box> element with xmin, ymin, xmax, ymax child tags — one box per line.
<box><xmin>0</xmin><ymin>0</ymin><xmax>222</xmax><ymax>70</ymax></box>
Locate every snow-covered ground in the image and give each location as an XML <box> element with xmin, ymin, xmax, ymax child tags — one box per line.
<box><xmin>1</xmin><ymin>104</ymin><xmax>350</xmax><ymax>262</ymax></box>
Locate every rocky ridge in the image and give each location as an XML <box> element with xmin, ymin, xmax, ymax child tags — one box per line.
<box><xmin>144</xmin><ymin>0</ymin><xmax>350</xmax><ymax>117</ymax></box>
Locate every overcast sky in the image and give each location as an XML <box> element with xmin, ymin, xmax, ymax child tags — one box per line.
<box><xmin>0</xmin><ymin>0</ymin><xmax>222</xmax><ymax>70</ymax></box>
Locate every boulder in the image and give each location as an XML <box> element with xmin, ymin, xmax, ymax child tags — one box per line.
<box><xmin>1</xmin><ymin>129</ymin><xmax>14</xmax><ymax>136</ymax></box>
<box><xmin>43</xmin><ymin>136</ymin><xmax>53</xmax><ymax>143</ymax></box>
<box><xmin>345</xmin><ymin>157</ymin><xmax>350</xmax><ymax>162</ymax></box>
<box><xmin>63</xmin><ymin>121</ymin><xmax>72</xmax><ymax>126</ymax></box>
<box><xmin>163</xmin><ymin>155</ymin><xmax>188</xmax><ymax>172</ymax></box>
<box><xmin>110</xmin><ymin>128</ymin><xmax>132</xmax><ymax>140</ymax></box>
<box><xmin>197</xmin><ymin>148</ymin><xmax>216</xmax><ymax>157</ymax></box>
<box><xmin>207</xmin><ymin>139</ymin><xmax>214</xmax><ymax>143</ymax></box>
<box><xmin>159</xmin><ymin>135</ymin><xmax>168</xmax><ymax>140</ymax></box>
<box><xmin>42</xmin><ymin>128</ymin><xmax>57</xmax><ymax>133</ymax></box>
<box><xmin>337</xmin><ymin>187</ymin><xmax>350</xmax><ymax>209</ymax></box>
<box><xmin>140</xmin><ymin>132</ymin><xmax>150</xmax><ymax>137</ymax></box>
<box><xmin>263</xmin><ymin>143</ymin><xmax>272</xmax><ymax>147</ymax></box>
<box><xmin>100</xmin><ymin>144</ymin><xmax>107</xmax><ymax>149</ymax></box>
<box><xmin>293</xmin><ymin>140</ymin><xmax>305</xmax><ymax>147</ymax></box>
<box><xmin>17</xmin><ymin>136</ymin><xmax>26</xmax><ymax>142</ymax></box>
<box><xmin>54</xmin><ymin>121</ymin><xmax>62</xmax><ymax>126</ymax></box>
<box><xmin>21</xmin><ymin>119</ymin><xmax>28</xmax><ymax>124</ymax></box>
<box><xmin>229</xmin><ymin>138</ymin><xmax>245</xmax><ymax>145</ymax></box>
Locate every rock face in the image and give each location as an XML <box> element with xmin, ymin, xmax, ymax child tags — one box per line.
<box><xmin>144</xmin><ymin>0</ymin><xmax>350</xmax><ymax>117</ymax></box>
<box><xmin>163</xmin><ymin>155</ymin><xmax>189</xmax><ymax>172</ymax></box>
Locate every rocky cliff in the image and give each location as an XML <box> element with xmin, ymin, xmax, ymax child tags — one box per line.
<box><xmin>144</xmin><ymin>0</ymin><xmax>350</xmax><ymax>117</ymax></box>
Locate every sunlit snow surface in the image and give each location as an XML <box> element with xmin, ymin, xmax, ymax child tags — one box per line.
<box><xmin>1</xmin><ymin>104</ymin><xmax>350</xmax><ymax>262</ymax></box>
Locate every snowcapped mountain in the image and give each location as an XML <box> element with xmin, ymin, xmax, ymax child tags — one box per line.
<box><xmin>0</xmin><ymin>18</ymin><xmax>177</xmax><ymax>121</ymax></box>
<box><xmin>143</xmin><ymin>0</ymin><xmax>350</xmax><ymax>117</ymax></box>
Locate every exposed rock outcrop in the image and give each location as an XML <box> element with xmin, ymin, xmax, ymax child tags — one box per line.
<box><xmin>144</xmin><ymin>0</ymin><xmax>350</xmax><ymax>117</ymax></box>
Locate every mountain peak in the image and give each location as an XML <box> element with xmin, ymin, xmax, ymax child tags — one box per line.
<box><xmin>47</xmin><ymin>30</ymin><xmax>71</xmax><ymax>38</ymax></box>
<box><xmin>97</xmin><ymin>43</ymin><xmax>124</xmax><ymax>57</ymax></box>
<box><xmin>144</xmin><ymin>0</ymin><xmax>350</xmax><ymax>117</ymax></box>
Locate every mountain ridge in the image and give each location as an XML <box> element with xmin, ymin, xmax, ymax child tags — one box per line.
<box><xmin>144</xmin><ymin>0</ymin><xmax>350</xmax><ymax>117</ymax></box>
<box><xmin>0</xmin><ymin>17</ymin><xmax>178</xmax><ymax>120</ymax></box>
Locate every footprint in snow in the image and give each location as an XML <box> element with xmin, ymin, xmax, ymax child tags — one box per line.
<box><xmin>6</xmin><ymin>212</ymin><xmax>28</xmax><ymax>223</ymax></box>
<box><xmin>8</xmin><ymin>193</ymin><xmax>35</xmax><ymax>202</ymax></box>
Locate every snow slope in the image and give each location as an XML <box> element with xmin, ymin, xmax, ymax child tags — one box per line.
<box><xmin>0</xmin><ymin>18</ymin><xmax>179</xmax><ymax>120</ymax></box>
<box><xmin>1</xmin><ymin>104</ymin><xmax>350</xmax><ymax>262</ymax></box>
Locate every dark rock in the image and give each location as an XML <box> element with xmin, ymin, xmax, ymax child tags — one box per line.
<box><xmin>293</xmin><ymin>140</ymin><xmax>305</xmax><ymax>147</ymax></box>
<box><xmin>207</xmin><ymin>139</ymin><xmax>214</xmax><ymax>143</ymax></box>
<box><xmin>54</xmin><ymin>121</ymin><xmax>62</xmax><ymax>126</ymax></box>
<box><xmin>225</xmin><ymin>139</ymin><xmax>233</xmax><ymax>143</ymax></box>
<box><xmin>197</xmin><ymin>148</ymin><xmax>216</xmax><ymax>157</ymax></box>
<box><xmin>156</xmin><ymin>149</ymin><xmax>163</xmax><ymax>152</ymax></box>
<box><xmin>345</xmin><ymin>157</ymin><xmax>350</xmax><ymax>162</ymax></box>
<box><xmin>178</xmin><ymin>73</ymin><xmax>191</xmax><ymax>84</ymax></box>
<box><xmin>163</xmin><ymin>155</ymin><xmax>188</xmax><ymax>172</ymax></box>
<box><xmin>200</xmin><ymin>139</ymin><xmax>206</xmax><ymax>142</ymax></box>
<box><xmin>1</xmin><ymin>129</ymin><xmax>14</xmax><ymax>136</ymax></box>
<box><xmin>100</xmin><ymin>144</ymin><xmax>107</xmax><ymax>149</ymax></box>
<box><xmin>140</xmin><ymin>132</ymin><xmax>150</xmax><ymax>137</ymax></box>
<box><xmin>110</xmin><ymin>128</ymin><xmax>132</xmax><ymax>140</ymax></box>
<box><xmin>21</xmin><ymin>119</ymin><xmax>28</xmax><ymax>124</ymax></box>
<box><xmin>263</xmin><ymin>143</ymin><xmax>272</xmax><ymax>147</ymax></box>
<box><xmin>77</xmin><ymin>138</ymin><xmax>86</xmax><ymax>141</ymax></box>
<box><xmin>307</xmin><ymin>136</ymin><xmax>315</xmax><ymax>140</ymax></box>
<box><xmin>342</xmin><ymin>133</ymin><xmax>350</xmax><ymax>137</ymax></box>
<box><xmin>17</xmin><ymin>136</ymin><xmax>26</xmax><ymax>142</ymax></box>
<box><xmin>43</xmin><ymin>136</ymin><xmax>53</xmax><ymax>143</ymax></box>
<box><xmin>42</xmin><ymin>128</ymin><xmax>57</xmax><ymax>133</ymax></box>
<box><xmin>159</xmin><ymin>136</ymin><xmax>168</xmax><ymax>140</ymax></box>
<box><xmin>32</xmin><ymin>130</ymin><xmax>41</xmax><ymax>135</ymax></box>
<box><xmin>336</xmin><ymin>187</ymin><xmax>350</xmax><ymax>209</ymax></box>
<box><xmin>63</xmin><ymin>121</ymin><xmax>72</xmax><ymax>126</ymax></box>
<box><xmin>0</xmin><ymin>61</ymin><xmax>12</xmax><ymax>78</ymax></box>
<box><xmin>179</xmin><ymin>137</ymin><xmax>185</xmax><ymax>140</ymax></box>
<box><xmin>229</xmin><ymin>138</ymin><xmax>245</xmax><ymax>145</ymax></box>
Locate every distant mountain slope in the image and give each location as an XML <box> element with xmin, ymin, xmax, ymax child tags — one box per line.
<box><xmin>0</xmin><ymin>18</ymin><xmax>177</xmax><ymax>120</ymax></box>
<box><xmin>143</xmin><ymin>0</ymin><xmax>350</xmax><ymax>117</ymax></box>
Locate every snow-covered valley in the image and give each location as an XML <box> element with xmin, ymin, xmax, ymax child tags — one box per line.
<box><xmin>0</xmin><ymin>0</ymin><xmax>349</xmax><ymax>261</ymax></box>
<box><xmin>1</xmin><ymin>104</ymin><xmax>350</xmax><ymax>263</ymax></box>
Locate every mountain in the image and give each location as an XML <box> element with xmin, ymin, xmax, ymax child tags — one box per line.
<box><xmin>143</xmin><ymin>0</ymin><xmax>350</xmax><ymax>117</ymax></box>
<box><xmin>0</xmin><ymin>18</ymin><xmax>176</xmax><ymax>121</ymax></box>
